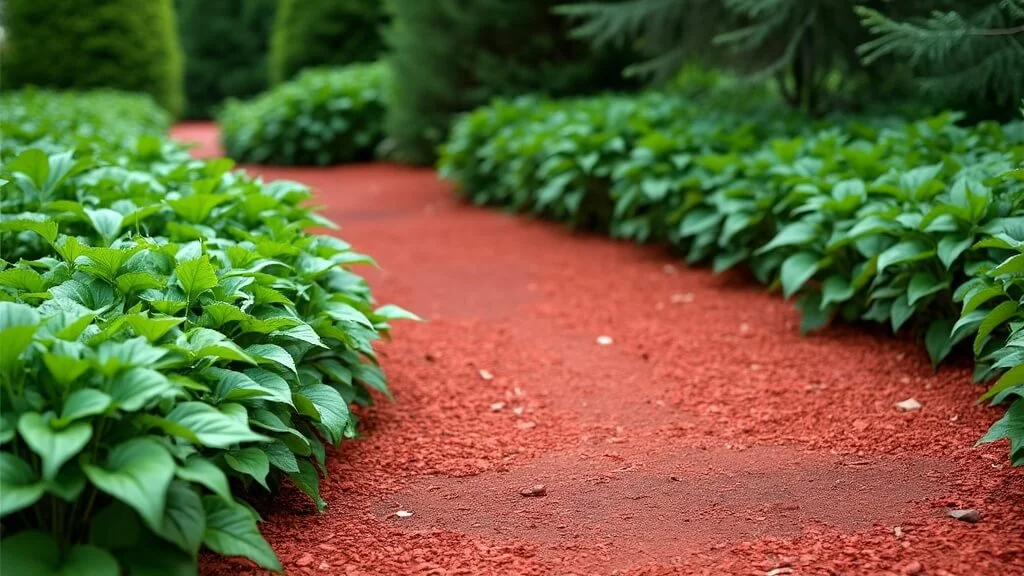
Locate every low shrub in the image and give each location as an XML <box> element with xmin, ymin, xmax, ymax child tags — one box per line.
<box><xmin>219</xmin><ymin>63</ymin><xmax>391</xmax><ymax>166</ymax></box>
<box><xmin>440</xmin><ymin>95</ymin><xmax>1024</xmax><ymax>465</ymax></box>
<box><xmin>1</xmin><ymin>0</ymin><xmax>184</xmax><ymax>117</ymax></box>
<box><xmin>0</xmin><ymin>90</ymin><xmax>415</xmax><ymax>573</ymax></box>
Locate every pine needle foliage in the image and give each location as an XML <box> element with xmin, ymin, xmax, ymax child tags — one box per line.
<box><xmin>857</xmin><ymin>1</ymin><xmax>1024</xmax><ymax>110</ymax></box>
<box><xmin>558</xmin><ymin>0</ymin><xmax>880</xmax><ymax>113</ymax></box>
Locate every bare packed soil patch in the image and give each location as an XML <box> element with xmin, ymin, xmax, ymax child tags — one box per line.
<box><xmin>379</xmin><ymin>445</ymin><xmax>950</xmax><ymax>571</ymax></box>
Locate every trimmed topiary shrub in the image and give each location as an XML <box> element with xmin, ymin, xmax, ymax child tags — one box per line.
<box><xmin>1</xmin><ymin>0</ymin><xmax>185</xmax><ymax>117</ymax></box>
<box><xmin>176</xmin><ymin>0</ymin><xmax>278</xmax><ymax>119</ymax></box>
<box><xmin>269</xmin><ymin>0</ymin><xmax>388</xmax><ymax>84</ymax></box>
<box><xmin>385</xmin><ymin>0</ymin><xmax>637</xmax><ymax>165</ymax></box>
<box><xmin>220</xmin><ymin>62</ymin><xmax>391</xmax><ymax>165</ymax></box>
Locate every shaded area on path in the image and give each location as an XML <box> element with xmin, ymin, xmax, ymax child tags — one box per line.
<box><xmin>172</xmin><ymin>124</ymin><xmax>1024</xmax><ymax>576</ymax></box>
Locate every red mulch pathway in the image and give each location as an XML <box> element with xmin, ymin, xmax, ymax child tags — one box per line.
<box><xmin>173</xmin><ymin>124</ymin><xmax>1024</xmax><ymax>576</ymax></box>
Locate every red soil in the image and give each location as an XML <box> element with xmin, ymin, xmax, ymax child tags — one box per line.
<box><xmin>172</xmin><ymin>124</ymin><xmax>1024</xmax><ymax>576</ymax></box>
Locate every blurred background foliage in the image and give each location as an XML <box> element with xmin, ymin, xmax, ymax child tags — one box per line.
<box><xmin>176</xmin><ymin>0</ymin><xmax>277</xmax><ymax>119</ymax></box>
<box><xmin>1</xmin><ymin>0</ymin><xmax>185</xmax><ymax>116</ymax></box>
<box><xmin>0</xmin><ymin>0</ymin><xmax>1019</xmax><ymax>132</ymax></box>
<box><xmin>269</xmin><ymin>0</ymin><xmax>389</xmax><ymax>85</ymax></box>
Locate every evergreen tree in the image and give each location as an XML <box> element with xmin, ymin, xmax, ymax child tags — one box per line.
<box><xmin>386</xmin><ymin>0</ymin><xmax>636</xmax><ymax>165</ymax></box>
<box><xmin>857</xmin><ymin>1</ymin><xmax>1024</xmax><ymax>111</ymax></box>
<box><xmin>558</xmin><ymin>0</ymin><xmax>913</xmax><ymax>113</ymax></box>
<box><xmin>177</xmin><ymin>0</ymin><xmax>277</xmax><ymax>119</ymax></box>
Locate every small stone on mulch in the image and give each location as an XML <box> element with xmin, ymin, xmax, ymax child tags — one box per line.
<box><xmin>520</xmin><ymin>484</ymin><xmax>547</xmax><ymax>497</ymax></box>
<box><xmin>946</xmin><ymin>508</ymin><xmax>981</xmax><ymax>523</ymax></box>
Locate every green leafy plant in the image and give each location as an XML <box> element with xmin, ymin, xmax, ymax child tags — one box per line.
<box><xmin>440</xmin><ymin>90</ymin><xmax>1024</xmax><ymax>465</ymax></box>
<box><xmin>219</xmin><ymin>62</ymin><xmax>392</xmax><ymax>166</ymax></box>
<box><xmin>0</xmin><ymin>89</ymin><xmax>417</xmax><ymax>573</ymax></box>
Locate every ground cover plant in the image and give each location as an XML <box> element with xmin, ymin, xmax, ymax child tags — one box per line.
<box><xmin>0</xmin><ymin>89</ymin><xmax>415</xmax><ymax>574</ymax></box>
<box><xmin>219</xmin><ymin>62</ymin><xmax>391</xmax><ymax>166</ymax></box>
<box><xmin>439</xmin><ymin>94</ymin><xmax>1024</xmax><ymax>465</ymax></box>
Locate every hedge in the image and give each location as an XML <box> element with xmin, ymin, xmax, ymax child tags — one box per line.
<box><xmin>440</xmin><ymin>94</ymin><xmax>1024</xmax><ymax>466</ymax></box>
<box><xmin>269</xmin><ymin>0</ymin><xmax>388</xmax><ymax>84</ymax></box>
<box><xmin>385</xmin><ymin>0</ymin><xmax>637</xmax><ymax>165</ymax></box>
<box><xmin>220</xmin><ymin>62</ymin><xmax>391</xmax><ymax>166</ymax></box>
<box><xmin>0</xmin><ymin>89</ymin><xmax>416</xmax><ymax>574</ymax></box>
<box><xmin>1</xmin><ymin>0</ymin><xmax>184</xmax><ymax>117</ymax></box>
<box><xmin>176</xmin><ymin>0</ymin><xmax>277</xmax><ymax>119</ymax></box>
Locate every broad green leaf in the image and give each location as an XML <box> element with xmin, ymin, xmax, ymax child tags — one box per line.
<box><xmin>183</xmin><ymin>328</ymin><xmax>257</xmax><ymax>365</ymax></box>
<box><xmin>18</xmin><ymin>413</ymin><xmax>92</xmax><ymax>480</ymax></box>
<box><xmin>907</xmin><ymin>272</ymin><xmax>945</xmax><ymax>307</ymax></box>
<box><xmin>155</xmin><ymin>480</ymin><xmax>206</xmax><ymax>556</ymax></box>
<box><xmin>877</xmin><ymin>240</ymin><xmax>934</xmax><ymax>274</ymax></box>
<box><xmin>57</xmin><ymin>389</ymin><xmax>111</xmax><ymax>425</ymax></box>
<box><xmin>980</xmin><ymin>365</ymin><xmax>1024</xmax><ymax>402</ymax></box>
<box><xmin>991</xmin><ymin>254</ymin><xmax>1024</xmax><ymax>277</ymax></box>
<box><xmin>175</xmin><ymin>256</ymin><xmax>218</xmax><ymax>304</ymax></box>
<box><xmin>374</xmin><ymin>303</ymin><xmax>421</xmax><ymax>319</ymax></box>
<box><xmin>963</xmin><ymin>285</ymin><xmax>1006</xmax><ymax>315</ymax></box>
<box><xmin>936</xmin><ymin>234</ymin><xmax>972</xmax><ymax>269</ymax></box>
<box><xmin>243</xmin><ymin>368</ymin><xmax>295</xmax><ymax>407</ymax></box>
<box><xmin>83</xmin><ymin>438</ymin><xmax>176</xmax><ymax>532</ymax></box>
<box><xmin>974</xmin><ymin>301</ymin><xmax>1019</xmax><ymax>354</ymax></box>
<box><xmin>126</xmin><ymin>314</ymin><xmax>184</xmax><ymax>343</ymax></box>
<box><xmin>224</xmin><ymin>447</ymin><xmax>270</xmax><ymax>490</ymax></box>
<box><xmin>780</xmin><ymin>251</ymin><xmax>821</xmax><ymax>299</ymax></box>
<box><xmin>84</xmin><ymin>208</ymin><xmax>124</xmax><ymax>243</ymax></box>
<box><xmin>202</xmin><ymin>496</ymin><xmax>283</xmax><ymax>571</ymax></box>
<box><xmin>167</xmin><ymin>194</ymin><xmax>230</xmax><ymax>224</ymax></box>
<box><xmin>244</xmin><ymin>343</ymin><xmax>297</xmax><ymax>375</ymax></box>
<box><xmin>175</xmin><ymin>456</ymin><xmax>232</xmax><ymax>501</ymax></box>
<box><xmin>0</xmin><ymin>453</ymin><xmax>45</xmax><ymax>517</ymax></box>
<box><xmin>889</xmin><ymin>294</ymin><xmax>915</xmax><ymax>333</ymax></box>
<box><xmin>265</xmin><ymin>440</ymin><xmax>299</xmax><ymax>473</ymax></box>
<box><xmin>352</xmin><ymin>362</ymin><xmax>391</xmax><ymax>399</ymax></box>
<box><xmin>0</xmin><ymin>218</ymin><xmax>59</xmax><ymax>244</ymax></box>
<box><xmin>756</xmin><ymin>221</ymin><xmax>818</xmax><ymax>255</ymax></box>
<box><xmin>116</xmin><ymin>272</ymin><xmax>164</xmax><ymax>295</ymax></box>
<box><xmin>42</xmin><ymin>353</ymin><xmax>92</xmax><ymax>388</ymax></box>
<box><xmin>9</xmin><ymin>148</ymin><xmax>49</xmax><ymax>190</ymax></box>
<box><xmin>295</xmin><ymin>383</ymin><xmax>349</xmax><ymax>445</ymax></box>
<box><xmin>289</xmin><ymin>458</ymin><xmax>327</xmax><ymax>511</ymax></box>
<box><xmin>109</xmin><ymin>367</ymin><xmax>175</xmax><ymax>412</ymax></box>
<box><xmin>820</xmin><ymin>275</ymin><xmax>853</xmax><ymax>308</ymax></box>
<box><xmin>164</xmin><ymin>402</ymin><xmax>267</xmax><ymax>449</ymax></box>
<box><xmin>977</xmin><ymin>399</ymin><xmax>1024</xmax><ymax>460</ymax></box>
<box><xmin>204</xmin><ymin>367</ymin><xmax>273</xmax><ymax>403</ymax></box>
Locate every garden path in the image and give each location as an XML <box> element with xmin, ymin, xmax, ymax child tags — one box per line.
<box><xmin>172</xmin><ymin>124</ymin><xmax>1024</xmax><ymax>576</ymax></box>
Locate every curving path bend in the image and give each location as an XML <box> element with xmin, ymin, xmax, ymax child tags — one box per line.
<box><xmin>172</xmin><ymin>123</ymin><xmax>1024</xmax><ymax>576</ymax></box>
